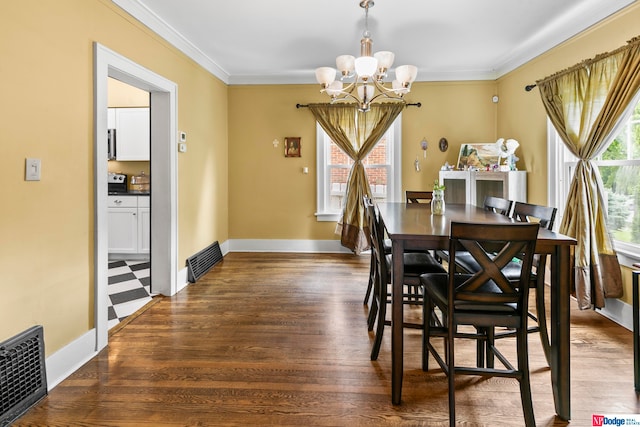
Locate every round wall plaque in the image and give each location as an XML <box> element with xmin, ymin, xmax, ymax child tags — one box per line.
<box><xmin>439</xmin><ymin>138</ymin><xmax>448</xmax><ymax>152</ymax></box>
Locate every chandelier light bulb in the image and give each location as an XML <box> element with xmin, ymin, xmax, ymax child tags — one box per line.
<box><xmin>392</xmin><ymin>80</ymin><xmax>408</xmax><ymax>95</ymax></box>
<box><xmin>315</xmin><ymin>67</ymin><xmax>337</xmax><ymax>87</ymax></box>
<box><xmin>374</xmin><ymin>51</ymin><xmax>395</xmax><ymax>74</ymax></box>
<box><xmin>395</xmin><ymin>65</ymin><xmax>418</xmax><ymax>85</ymax></box>
<box><xmin>326</xmin><ymin>80</ymin><xmax>344</xmax><ymax>97</ymax></box>
<box><xmin>336</xmin><ymin>55</ymin><xmax>355</xmax><ymax>77</ymax></box>
<box><xmin>354</xmin><ymin>55</ymin><xmax>378</xmax><ymax>78</ymax></box>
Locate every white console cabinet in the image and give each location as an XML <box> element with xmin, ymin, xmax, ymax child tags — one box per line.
<box><xmin>439</xmin><ymin>170</ymin><xmax>527</xmax><ymax>206</ymax></box>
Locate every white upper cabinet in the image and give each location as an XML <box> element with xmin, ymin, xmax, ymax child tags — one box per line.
<box><xmin>109</xmin><ymin>107</ymin><xmax>150</xmax><ymax>161</ymax></box>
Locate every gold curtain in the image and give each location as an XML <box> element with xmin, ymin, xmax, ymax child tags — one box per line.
<box><xmin>309</xmin><ymin>103</ymin><xmax>405</xmax><ymax>254</ymax></box>
<box><xmin>536</xmin><ymin>36</ymin><xmax>640</xmax><ymax>309</ymax></box>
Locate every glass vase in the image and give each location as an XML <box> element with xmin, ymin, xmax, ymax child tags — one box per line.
<box><xmin>431</xmin><ymin>190</ymin><xmax>445</xmax><ymax>215</ymax></box>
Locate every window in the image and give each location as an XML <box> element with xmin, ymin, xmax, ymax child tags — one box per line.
<box><xmin>316</xmin><ymin>116</ymin><xmax>402</xmax><ymax>221</ymax></box>
<box><xmin>549</xmin><ymin>97</ymin><xmax>640</xmax><ymax>258</ymax></box>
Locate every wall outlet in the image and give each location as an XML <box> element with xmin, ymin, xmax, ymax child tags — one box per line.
<box><xmin>178</xmin><ymin>143</ymin><xmax>187</xmax><ymax>153</ymax></box>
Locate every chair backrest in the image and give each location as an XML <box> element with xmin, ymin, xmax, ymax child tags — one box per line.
<box><xmin>365</xmin><ymin>196</ymin><xmax>389</xmax><ymax>283</ymax></box>
<box><xmin>406</xmin><ymin>190</ymin><xmax>433</xmax><ymax>204</ymax></box>
<box><xmin>512</xmin><ymin>202</ymin><xmax>557</xmax><ymax>231</ymax></box>
<box><xmin>483</xmin><ymin>196</ymin><xmax>513</xmax><ymax>216</ymax></box>
<box><xmin>448</xmin><ymin>221</ymin><xmax>539</xmax><ymax>312</ymax></box>
<box><xmin>363</xmin><ymin>195</ymin><xmax>375</xmax><ymax>246</ymax></box>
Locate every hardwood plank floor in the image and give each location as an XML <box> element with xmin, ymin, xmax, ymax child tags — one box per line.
<box><xmin>14</xmin><ymin>253</ymin><xmax>639</xmax><ymax>426</ymax></box>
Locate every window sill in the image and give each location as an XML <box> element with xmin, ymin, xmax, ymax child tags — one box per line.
<box><xmin>614</xmin><ymin>244</ymin><xmax>640</xmax><ymax>268</ymax></box>
<box><xmin>316</xmin><ymin>212</ymin><xmax>340</xmax><ymax>222</ymax></box>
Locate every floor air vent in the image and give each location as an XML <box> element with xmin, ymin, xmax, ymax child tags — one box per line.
<box><xmin>0</xmin><ymin>325</ymin><xmax>47</xmax><ymax>426</ymax></box>
<box><xmin>187</xmin><ymin>241</ymin><xmax>223</xmax><ymax>283</ymax></box>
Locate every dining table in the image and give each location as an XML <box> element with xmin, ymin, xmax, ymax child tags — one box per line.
<box><xmin>376</xmin><ymin>202</ymin><xmax>577</xmax><ymax>421</ymax></box>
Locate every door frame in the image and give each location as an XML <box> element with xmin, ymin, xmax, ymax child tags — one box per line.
<box><xmin>94</xmin><ymin>43</ymin><xmax>178</xmax><ymax>351</ymax></box>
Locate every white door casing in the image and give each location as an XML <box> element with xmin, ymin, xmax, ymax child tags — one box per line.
<box><xmin>94</xmin><ymin>43</ymin><xmax>178</xmax><ymax>351</ymax></box>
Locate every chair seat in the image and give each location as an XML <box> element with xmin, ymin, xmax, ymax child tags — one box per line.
<box><xmin>386</xmin><ymin>252</ymin><xmax>446</xmax><ymax>276</ymax></box>
<box><xmin>421</xmin><ymin>273</ymin><xmax>518</xmax><ymax>313</ymax></box>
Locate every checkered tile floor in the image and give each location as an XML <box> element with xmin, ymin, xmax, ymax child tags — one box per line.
<box><xmin>108</xmin><ymin>260</ymin><xmax>153</xmax><ymax>330</ymax></box>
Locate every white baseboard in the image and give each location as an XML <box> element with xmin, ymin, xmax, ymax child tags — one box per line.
<box><xmin>177</xmin><ymin>266</ymin><xmax>189</xmax><ymax>293</ymax></box>
<box><xmin>46</xmin><ymin>329</ymin><xmax>98</xmax><ymax>390</ymax></box>
<box><xmin>598</xmin><ymin>297</ymin><xmax>633</xmax><ymax>332</ymax></box>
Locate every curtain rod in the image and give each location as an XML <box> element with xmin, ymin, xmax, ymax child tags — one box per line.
<box><xmin>296</xmin><ymin>102</ymin><xmax>422</xmax><ymax>109</ymax></box>
<box><xmin>524</xmin><ymin>84</ymin><xmax>537</xmax><ymax>92</ymax></box>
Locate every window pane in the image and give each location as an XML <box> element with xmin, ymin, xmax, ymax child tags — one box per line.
<box><xmin>326</xmin><ymin>136</ymin><xmax>391</xmax><ymax>209</ymax></box>
<box><xmin>601</xmin><ymin>165</ymin><xmax>640</xmax><ymax>245</ymax></box>
<box><xmin>366</xmin><ymin>166</ymin><xmax>388</xmax><ymax>202</ymax></box>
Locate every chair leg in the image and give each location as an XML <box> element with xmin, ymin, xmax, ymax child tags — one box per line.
<box><xmin>367</xmin><ymin>293</ymin><xmax>378</xmax><ymax>331</ymax></box>
<box><xmin>447</xmin><ymin>324</ymin><xmax>456</xmax><ymax>427</ymax></box>
<box><xmin>475</xmin><ymin>327</ymin><xmax>485</xmax><ymax>368</ymax></box>
<box><xmin>364</xmin><ymin>252</ymin><xmax>375</xmax><ymax>305</ymax></box>
<box><xmin>422</xmin><ymin>297</ymin><xmax>433</xmax><ymax>371</ymax></box>
<box><xmin>486</xmin><ymin>328</ymin><xmax>495</xmax><ymax>369</ymax></box>
<box><xmin>370</xmin><ymin>281</ymin><xmax>386</xmax><ymax>361</ymax></box>
<box><xmin>517</xmin><ymin>326</ymin><xmax>536</xmax><ymax>427</ymax></box>
<box><xmin>535</xmin><ymin>280</ymin><xmax>552</xmax><ymax>366</ymax></box>
<box><xmin>367</xmin><ymin>270</ymin><xmax>379</xmax><ymax>331</ymax></box>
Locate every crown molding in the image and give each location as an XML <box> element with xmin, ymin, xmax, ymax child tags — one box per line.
<box><xmin>111</xmin><ymin>0</ymin><xmax>230</xmax><ymax>84</ymax></box>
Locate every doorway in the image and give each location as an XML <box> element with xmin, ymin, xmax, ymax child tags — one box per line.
<box><xmin>94</xmin><ymin>43</ymin><xmax>178</xmax><ymax>352</ymax></box>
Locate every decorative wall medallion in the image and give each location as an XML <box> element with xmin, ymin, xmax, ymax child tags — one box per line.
<box><xmin>439</xmin><ymin>138</ymin><xmax>448</xmax><ymax>152</ymax></box>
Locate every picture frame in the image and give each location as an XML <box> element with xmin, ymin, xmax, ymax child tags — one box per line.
<box><xmin>456</xmin><ymin>143</ymin><xmax>499</xmax><ymax>169</ymax></box>
<box><xmin>284</xmin><ymin>137</ymin><xmax>301</xmax><ymax>157</ymax></box>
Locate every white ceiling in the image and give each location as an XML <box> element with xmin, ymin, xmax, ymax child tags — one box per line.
<box><xmin>113</xmin><ymin>0</ymin><xmax>636</xmax><ymax>85</ymax></box>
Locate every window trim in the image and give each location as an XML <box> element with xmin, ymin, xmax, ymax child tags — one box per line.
<box><xmin>315</xmin><ymin>115</ymin><xmax>402</xmax><ymax>222</ymax></box>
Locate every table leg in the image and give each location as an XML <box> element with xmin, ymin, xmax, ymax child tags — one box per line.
<box><xmin>551</xmin><ymin>245</ymin><xmax>571</xmax><ymax>420</ymax></box>
<box><xmin>391</xmin><ymin>240</ymin><xmax>405</xmax><ymax>405</ymax></box>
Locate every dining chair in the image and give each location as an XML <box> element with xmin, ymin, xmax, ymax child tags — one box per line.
<box><xmin>483</xmin><ymin>195</ymin><xmax>513</xmax><ymax>215</ymax></box>
<box><xmin>406</xmin><ymin>190</ymin><xmax>434</xmax><ymax>203</ymax></box>
<box><xmin>452</xmin><ymin>201</ymin><xmax>557</xmax><ymax>364</ymax></box>
<box><xmin>420</xmin><ymin>221</ymin><xmax>540</xmax><ymax>427</ymax></box>
<box><xmin>435</xmin><ymin>196</ymin><xmax>513</xmax><ymax>264</ymax></box>
<box><xmin>366</xmin><ymin>198</ymin><xmax>447</xmax><ymax>361</ymax></box>
<box><xmin>363</xmin><ymin>195</ymin><xmax>391</xmax><ymax>328</ymax></box>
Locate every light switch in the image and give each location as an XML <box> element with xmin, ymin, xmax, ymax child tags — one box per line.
<box><xmin>178</xmin><ymin>143</ymin><xmax>187</xmax><ymax>153</ymax></box>
<box><xmin>25</xmin><ymin>158</ymin><xmax>41</xmax><ymax>181</ymax></box>
<box><xmin>179</xmin><ymin>131</ymin><xmax>187</xmax><ymax>142</ymax></box>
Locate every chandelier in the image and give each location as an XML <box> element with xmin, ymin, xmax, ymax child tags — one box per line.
<box><xmin>314</xmin><ymin>0</ymin><xmax>417</xmax><ymax>112</ymax></box>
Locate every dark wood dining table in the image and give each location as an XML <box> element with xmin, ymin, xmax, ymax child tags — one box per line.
<box><xmin>376</xmin><ymin>202</ymin><xmax>577</xmax><ymax>421</ymax></box>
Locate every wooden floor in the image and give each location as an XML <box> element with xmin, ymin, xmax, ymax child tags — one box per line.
<box><xmin>15</xmin><ymin>253</ymin><xmax>639</xmax><ymax>426</ymax></box>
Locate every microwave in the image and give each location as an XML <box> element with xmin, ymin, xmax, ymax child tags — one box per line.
<box><xmin>107</xmin><ymin>128</ymin><xmax>116</xmax><ymax>160</ymax></box>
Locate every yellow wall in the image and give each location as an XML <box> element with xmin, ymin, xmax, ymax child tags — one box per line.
<box><xmin>497</xmin><ymin>2</ymin><xmax>640</xmax><ymax>303</ymax></box>
<box><xmin>227</xmin><ymin>81</ymin><xmax>498</xmax><ymax>239</ymax></box>
<box><xmin>0</xmin><ymin>0</ymin><xmax>228</xmax><ymax>354</ymax></box>
<box><xmin>2</xmin><ymin>0</ymin><xmax>638</xmax><ymax>357</ymax></box>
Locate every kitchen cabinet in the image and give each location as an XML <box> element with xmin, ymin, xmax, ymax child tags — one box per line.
<box><xmin>439</xmin><ymin>170</ymin><xmax>527</xmax><ymax>206</ymax></box>
<box><xmin>137</xmin><ymin>197</ymin><xmax>151</xmax><ymax>254</ymax></box>
<box><xmin>108</xmin><ymin>107</ymin><xmax>150</xmax><ymax>161</ymax></box>
<box><xmin>108</xmin><ymin>195</ymin><xmax>150</xmax><ymax>255</ymax></box>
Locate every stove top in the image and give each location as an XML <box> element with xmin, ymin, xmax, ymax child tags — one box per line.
<box><xmin>108</xmin><ymin>173</ymin><xmax>128</xmax><ymax>194</ymax></box>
